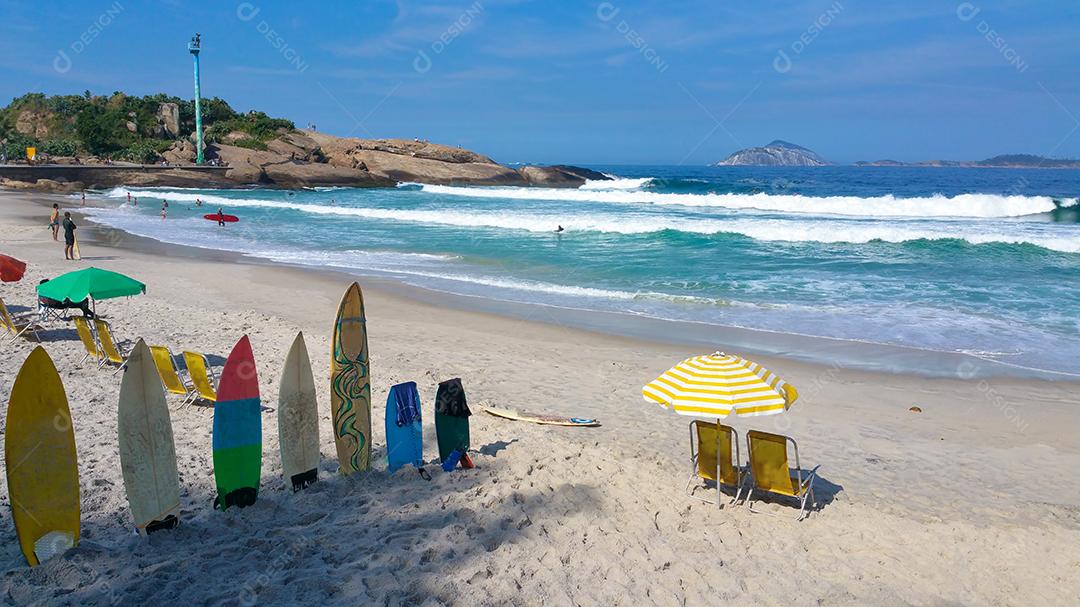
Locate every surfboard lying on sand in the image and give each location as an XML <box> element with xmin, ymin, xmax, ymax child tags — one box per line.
<box><xmin>119</xmin><ymin>339</ymin><xmax>181</xmax><ymax>534</ymax></box>
<box><xmin>213</xmin><ymin>335</ymin><xmax>262</xmax><ymax>510</ymax></box>
<box><xmin>278</xmin><ymin>331</ymin><xmax>320</xmax><ymax>491</ymax></box>
<box><xmin>5</xmin><ymin>347</ymin><xmax>80</xmax><ymax>566</ymax></box>
<box><xmin>204</xmin><ymin>214</ymin><xmax>239</xmax><ymax>223</ymax></box>
<box><xmin>481</xmin><ymin>406</ymin><xmax>599</xmax><ymax>427</ymax></box>
<box><xmin>331</xmin><ymin>282</ymin><xmax>371</xmax><ymax>475</ymax></box>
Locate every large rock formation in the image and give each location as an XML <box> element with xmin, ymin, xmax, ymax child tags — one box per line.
<box><xmin>1</xmin><ymin>126</ymin><xmax>609</xmax><ymax>190</ymax></box>
<box><xmin>157</xmin><ymin>102</ymin><xmax>180</xmax><ymax>138</ymax></box>
<box><xmin>714</xmin><ymin>140</ymin><xmax>830</xmax><ymax>166</ymax></box>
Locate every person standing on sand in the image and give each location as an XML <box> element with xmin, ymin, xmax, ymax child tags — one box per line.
<box><xmin>49</xmin><ymin>204</ymin><xmax>60</xmax><ymax>240</ymax></box>
<box><xmin>62</xmin><ymin>212</ymin><xmax>77</xmax><ymax>260</ymax></box>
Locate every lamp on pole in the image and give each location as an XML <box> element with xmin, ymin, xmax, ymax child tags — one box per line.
<box><xmin>188</xmin><ymin>33</ymin><xmax>204</xmax><ymax>165</ymax></box>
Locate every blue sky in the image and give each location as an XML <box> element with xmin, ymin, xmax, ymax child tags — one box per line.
<box><xmin>1</xmin><ymin>0</ymin><xmax>1078</xmax><ymax>164</ymax></box>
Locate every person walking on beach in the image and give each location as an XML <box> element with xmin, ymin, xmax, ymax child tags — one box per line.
<box><xmin>62</xmin><ymin>212</ymin><xmax>77</xmax><ymax>260</ymax></box>
<box><xmin>49</xmin><ymin>204</ymin><xmax>60</xmax><ymax>240</ymax></box>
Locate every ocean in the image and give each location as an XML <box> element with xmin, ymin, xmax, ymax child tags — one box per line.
<box><xmin>80</xmin><ymin>166</ymin><xmax>1080</xmax><ymax>378</ymax></box>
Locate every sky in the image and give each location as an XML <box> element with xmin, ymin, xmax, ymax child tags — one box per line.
<box><xmin>0</xmin><ymin>0</ymin><xmax>1077</xmax><ymax>165</ymax></box>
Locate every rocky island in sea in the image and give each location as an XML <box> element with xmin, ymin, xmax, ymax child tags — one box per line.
<box><xmin>0</xmin><ymin>92</ymin><xmax>608</xmax><ymax>191</ymax></box>
<box><xmin>712</xmin><ymin>140</ymin><xmax>830</xmax><ymax>166</ymax></box>
<box><xmin>855</xmin><ymin>154</ymin><xmax>1080</xmax><ymax>169</ymax></box>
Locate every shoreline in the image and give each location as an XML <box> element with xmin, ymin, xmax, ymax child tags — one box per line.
<box><xmin>55</xmin><ymin>188</ymin><xmax>1080</xmax><ymax>382</ymax></box>
<box><xmin>2</xmin><ymin>188</ymin><xmax>1080</xmax><ymax>604</ymax></box>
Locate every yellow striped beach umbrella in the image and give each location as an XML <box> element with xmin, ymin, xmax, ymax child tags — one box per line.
<box><xmin>642</xmin><ymin>352</ymin><xmax>798</xmax><ymax>418</ymax></box>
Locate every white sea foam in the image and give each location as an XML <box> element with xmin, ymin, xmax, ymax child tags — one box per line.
<box><xmin>103</xmin><ymin>188</ymin><xmax>1080</xmax><ymax>252</ymax></box>
<box><xmin>418</xmin><ymin>184</ymin><xmax>1067</xmax><ymax>218</ymax></box>
<box><xmin>580</xmin><ymin>177</ymin><xmax>653</xmax><ymax>190</ymax></box>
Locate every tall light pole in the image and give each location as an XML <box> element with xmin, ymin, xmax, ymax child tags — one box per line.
<box><xmin>188</xmin><ymin>33</ymin><xmax>203</xmax><ymax>165</ymax></box>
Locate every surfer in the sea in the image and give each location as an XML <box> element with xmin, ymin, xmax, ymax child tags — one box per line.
<box><xmin>555</xmin><ymin>225</ymin><xmax>565</xmax><ymax>233</ymax></box>
<box><xmin>217</xmin><ymin>207</ymin><xmax>227</xmax><ymax>226</ymax></box>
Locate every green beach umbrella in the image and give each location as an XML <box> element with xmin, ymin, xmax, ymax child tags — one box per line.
<box><xmin>37</xmin><ymin>267</ymin><xmax>146</xmax><ymax>304</ymax></box>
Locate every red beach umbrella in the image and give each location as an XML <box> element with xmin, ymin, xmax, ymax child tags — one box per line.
<box><xmin>0</xmin><ymin>254</ymin><xmax>26</xmax><ymax>282</ymax></box>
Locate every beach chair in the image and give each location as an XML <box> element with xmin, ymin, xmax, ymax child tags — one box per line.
<box><xmin>686</xmin><ymin>420</ymin><xmax>742</xmax><ymax>508</ymax></box>
<box><xmin>745</xmin><ymin>430</ymin><xmax>819</xmax><ymax>521</ymax></box>
<box><xmin>73</xmin><ymin>317</ymin><xmax>104</xmax><ymax>364</ymax></box>
<box><xmin>182</xmin><ymin>350</ymin><xmax>218</xmax><ymax>404</ymax></box>
<box><xmin>150</xmin><ymin>345</ymin><xmax>196</xmax><ymax>406</ymax></box>
<box><xmin>0</xmin><ymin>297</ymin><xmax>41</xmax><ymax>343</ymax></box>
<box><xmin>94</xmin><ymin>319</ymin><xmax>129</xmax><ymax>371</ymax></box>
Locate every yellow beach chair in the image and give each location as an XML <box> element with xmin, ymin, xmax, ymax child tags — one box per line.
<box><xmin>94</xmin><ymin>319</ymin><xmax>128</xmax><ymax>371</ymax></box>
<box><xmin>686</xmin><ymin>421</ymin><xmax>742</xmax><ymax>508</ymax></box>
<box><xmin>746</xmin><ymin>430</ymin><xmax>819</xmax><ymax>521</ymax></box>
<box><xmin>73</xmin><ymin>317</ymin><xmax>104</xmax><ymax>364</ymax></box>
<box><xmin>150</xmin><ymin>345</ymin><xmax>196</xmax><ymax>405</ymax></box>
<box><xmin>182</xmin><ymin>350</ymin><xmax>218</xmax><ymax>404</ymax></box>
<box><xmin>0</xmin><ymin>297</ymin><xmax>41</xmax><ymax>343</ymax></box>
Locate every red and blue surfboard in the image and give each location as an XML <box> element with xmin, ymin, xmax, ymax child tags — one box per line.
<box><xmin>213</xmin><ymin>335</ymin><xmax>262</xmax><ymax>510</ymax></box>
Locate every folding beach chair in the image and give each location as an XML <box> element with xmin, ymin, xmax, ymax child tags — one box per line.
<box><xmin>686</xmin><ymin>420</ymin><xmax>743</xmax><ymax>508</ymax></box>
<box><xmin>745</xmin><ymin>430</ymin><xmax>820</xmax><ymax>521</ymax></box>
<box><xmin>150</xmin><ymin>345</ymin><xmax>196</xmax><ymax>406</ymax></box>
<box><xmin>182</xmin><ymin>350</ymin><xmax>218</xmax><ymax>404</ymax></box>
<box><xmin>0</xmin><ymin>297</ymin><xmax>41</xmax><ymax>343</ymax></box>
<box><xmin>73</xmin><ymin>317</ymin><xmax>104</xmax><ymax>364</ymax></box>
<box><xmin>94</xmin><ymin>319</ymin><xmax>129</xmax><ymax>372</ymax></box>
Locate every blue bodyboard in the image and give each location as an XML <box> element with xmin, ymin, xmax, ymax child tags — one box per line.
<box><xmin>386</xmin><ymin>381</ymin><xmax>423</xmax><ymax>473</ymax></box>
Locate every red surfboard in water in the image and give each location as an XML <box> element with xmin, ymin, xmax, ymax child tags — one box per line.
<box><xmin>204</xmin><ymin>214</ymin><xmax>239</xmax><ymax>223</ymax></box>
<box><xmin>212</xmin><ymin>335</ymin><xmax>262</xmax><ymax>510</ymax></box>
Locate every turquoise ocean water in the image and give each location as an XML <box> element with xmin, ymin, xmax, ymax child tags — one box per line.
<box><xmin>81</xmin><ymin>166</ymin><xmax>1080</xmax><ymax>377</ymax></box>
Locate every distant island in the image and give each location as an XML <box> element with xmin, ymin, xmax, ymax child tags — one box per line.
<box><xmin>0</xmin><ymin>92</ymin><xmax>607</xmax><ymax>191</ymax></box>
<box><xmin>713</xmin><ymin>140</ymin><xmax>831</xmax><ymax>167</ymax></box>
<box><xmin>712</xmin><ymin>139</ymin><xmax>1080</xmax><ymax>169</ymax></box>
<box><xmin>855</xmin><ymin>154</ymin><xmax>1080</xmax><ymax>169</ymax></box>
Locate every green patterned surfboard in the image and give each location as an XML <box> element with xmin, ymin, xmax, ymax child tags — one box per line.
<box><xmin>330</xmin><ymin>282</ymin><xmax>371</xmax><ymax>474</ymax></box>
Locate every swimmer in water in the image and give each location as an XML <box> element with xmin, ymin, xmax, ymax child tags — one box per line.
<box><xmin>555</xmin><ymin>225</ymin><xmax>565</xmax><ymax>233</ymax></box>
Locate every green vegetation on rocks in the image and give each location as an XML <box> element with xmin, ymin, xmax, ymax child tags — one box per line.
<box><xmin>0</xmin><ymin>91</ymin><xmax>295</xmax><ymax>162</ymax></box>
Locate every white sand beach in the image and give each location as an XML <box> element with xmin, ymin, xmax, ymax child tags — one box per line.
<box><xmin>1</xmin><ymin>190</ymin><xmax>1079</xmax><ymax>606</ymax></box>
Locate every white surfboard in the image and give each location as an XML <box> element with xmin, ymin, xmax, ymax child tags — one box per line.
<box><xmin>278</xmin><ymin>331</ymin><xmax>320</xmax><ymax>491</ymax></box>
<box><xmin>118</xmin><ymin>339</ymin><xmax>181</xmax><ymax>534</ymax></box>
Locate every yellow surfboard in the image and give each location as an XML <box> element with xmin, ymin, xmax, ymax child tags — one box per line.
<box><xmin>4</xmin><ymin>347</ymin><xmax>80</xmax><ymax>566</ymax></box>
<box><xmin>330</xmin><ymin>283</ymin><xmax>371</xmax><ymax>475</ymax></box>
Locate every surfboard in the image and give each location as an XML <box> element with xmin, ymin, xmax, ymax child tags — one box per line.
<box><xmin>72</xmin><ymin>235</ymin><xmax>81</xmax><ymax>260</ymax></box>
<box><xmin>278</xmin><ymin>331</ymin><xmax>319</xmax><ymax>491</ymax></box>
<box><xmin>118</xmin><ymin>339</ymin><xmax>181</xmax><ymax>534</ymax></box>
<box><xmin>435</xmin><ymin>378</ymin><xmax>471</xmax><ymax>465</ymax></box>
<box><xmin>213</xmin><ymin>335</ymin><xmax>262</xmax><ymax>510</ymax></box>
<box><xmin>5</xmin><ymin>347</ymin><xmax>80</xmax><ymax>566</ymax></box>
<box><xmin>204</xmin><ymin>214</ymin><xmax>239</xmax><ymax>223</ymax></box>
<box><xmin>385</xmin><ymin>381</ymin><xmax>424</xmax><ymax>474</ymax></box>
<box><xmin>481</xmin><ymin>406</ymin><xmax>600</xmax><ymax>427</ymax></box>
<box><xmin>330</xmin><ymin>282</ymin><xmax>371</xmax><ymax>475</ymax></box>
